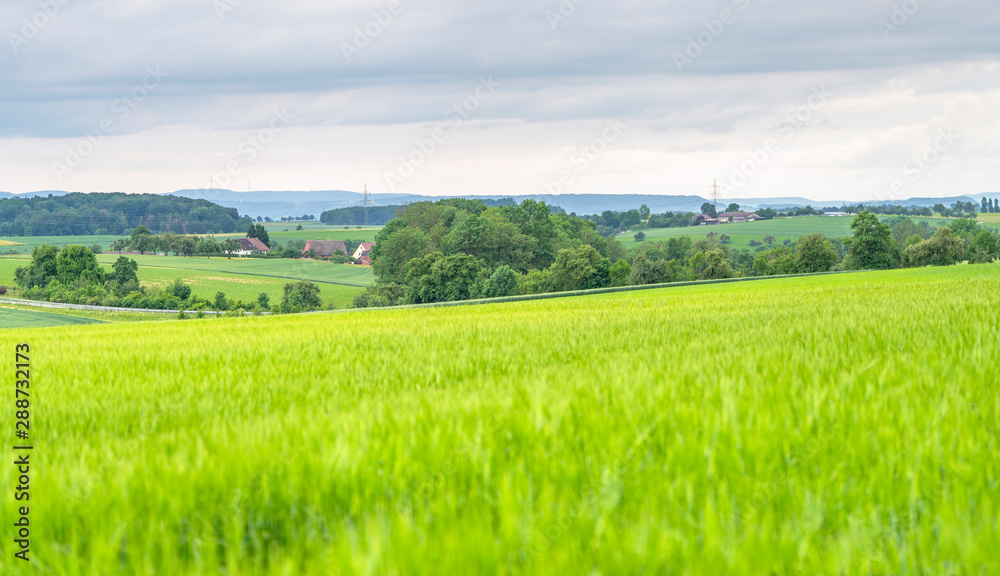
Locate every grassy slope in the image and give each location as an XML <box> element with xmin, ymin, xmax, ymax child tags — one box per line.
<box><xmin>91</xmin><ymin>254</ymin><xmax>374</xmax><ymax>287</ymax></box>
<box><xmin>0</xmin><ymin>255</ymin><xmax>369</xmax><ymax>309</ymax></box>
<box><xmin>617</xmin><ymin>216</ymin><xmax>956</xmax><ymax>249</ymax></box>
<box><xmin>1</xmin><ymin>264</ymin><xmax>997</xmax><ymax>575</ymax></box>
<box><xmin>0</xmin><ymin>306</ymin><xmax>106</xmax><ymax>329</ymax></box>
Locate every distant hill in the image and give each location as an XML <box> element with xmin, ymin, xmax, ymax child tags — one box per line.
<box><xmin>3</xmin><ymin>189</ymin><xmax>993</xmax><ymax>221</ymax></box>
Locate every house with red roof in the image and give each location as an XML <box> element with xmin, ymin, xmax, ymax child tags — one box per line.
<box><xmin>235</xmin><ymin>237</ymin><xmax>271</xmax><ymax>256</ymax></box>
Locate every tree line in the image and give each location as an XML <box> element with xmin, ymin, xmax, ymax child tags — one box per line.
<box><xmin>0</xmin><ymin>193</ymin><xmax>251</xmax><ymax>236</ymax></box>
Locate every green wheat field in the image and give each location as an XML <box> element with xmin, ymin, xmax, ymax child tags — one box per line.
<box><xmin>1</xmin><ymin>264</ymin><xmax>997</xmax><ymax>575</ymax></box>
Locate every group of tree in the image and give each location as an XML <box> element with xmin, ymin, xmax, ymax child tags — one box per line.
<box><xmin>10</xmin><ymin>242</ymin><xmax>326</xmax><ymax>313</ymax></box>
<box><xmin>843</xmin><ymin>204</ymin><xmax>934</xmax><ymax>217</ymax></box>
<box><xmin>842</xmin><ymin>212</ymin><xmax>999</xmax><ymax>269</ymax></box>
<box><xmin>981</xmin><ymin>197</ymin><xmax>1000</xmax><ymax>213</ymax></box>
<box><xmin>586</xmin><ymin>207</ymin><xmax>697</xmax><ymax>237</ymax></box>
<box><xmin>354</xmin><ymin>199</ymin><xmax>629</xmax><ymax>307</ymax></box>
<box><xmin>0</xmin><ymin>193</ymin><xmax>250</xmax><ymax>237</ymax></box>
<box><xmin>932</xmin><ymin>202</ymin><xmax>979</xmax><ymax>219</ymax></box>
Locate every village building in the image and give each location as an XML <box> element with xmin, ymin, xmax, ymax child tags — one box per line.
<box><xmin>716</xmin><ymin>212</ymin><xmax>764</xmax><ymax>223</ymax></box>
<box><xmin>234</xmin><ymin>237</ymin><xmax>271</xmax><ymax>256</ymax></box>
<box><xmin>302</xmin><ymin>240</ymin><xmax>348</xmax><ymax>259</ymax></box>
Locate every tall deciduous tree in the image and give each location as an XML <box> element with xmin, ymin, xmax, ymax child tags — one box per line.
<box><xmin>844</xmin><ymin>211</ymin><xmax>900</xmax><ymax>270</ymax></box>
<box><xmin>246</xmin><ymin>223</ymin><xmax>270</xmax><ymax>247</ymax></box>
<box><xmin>795</xmin><ymin>233</ymin><xmax>840</xmax><ymax>273</ymax></box>
<box><xmin>111</xmin><ymin>256</ymin><xmax>139</xmax><ymax>284</ymax></box>
<box><xmin>905</xmin><ymin>227</ymin><xmax>966</xmax><ymax>267</ymax></box>
<box><xmin>222</xmin><ymin>238</ymin><xmax>241</xmax><ymax>259</ymax></box>
<box><xmin>282</xmin><ymin>281</ymin><xmax>323</xmax><ymax>311</ymax></box>
<box><xmin>14</xmin><ymin>244</ymin><xmax>59</xmax><ymax>288</ymax></box>
<box><xmin>55</xmin><ymin>245</ymin><xmax>105</xmax><ymax>286</ymax></box>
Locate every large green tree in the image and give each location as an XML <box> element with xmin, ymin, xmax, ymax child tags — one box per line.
<box><xmin>968</xmin><ymin>230</ymin><xmax>999</xmax><ymax>263</ymax></box>
<box><xmin>246</xmin><ymin>223</ymin><xmax>270</xmax><ymax>247</ymax></box>
<box><xmin>551</xmin><ymin>244</ymin><xmax>604</xmax><ymax>292</ymax></box>
<box><xmin>905</xmin><ymin>227</ymin><xmax>966</xmax><ymax>267</ymax></box>
<box><xmin>795</xmin><ymin>233</ymin><xmax>840</xmax><ymax>273</ymax></box>
<box><xmin>844</xmin><ymin>211</ymin><xmax>901</xmax><ymax>270</ymax></box>
<box><xmin>372</xmin><ymin>221</ymin><xmax>431</xmax><ymax>284</ymax></box>
<box><xmin>110</xmin><ymin>256</ymin><xmax>139</xmax><ymax>284</ymax></box>
<box><xmin>13</xmin><ymin>244</ymin><xmax>59</xmax><ymax>288</ymax></box>
<box><xmin>55</xmin><ymin>245</ymin><xmax>106</xmax><ymax>286</ymax></box>
<box><xmin>282</xmin><ymin>281</ymin><xmax>323</xmax><ymax>311</ymax></box>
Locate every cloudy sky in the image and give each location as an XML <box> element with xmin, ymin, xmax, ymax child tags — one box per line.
<box><xmin>1</xmin><ymin>0</ymin><xmax>998</xmax><ymax>202</ymax></box>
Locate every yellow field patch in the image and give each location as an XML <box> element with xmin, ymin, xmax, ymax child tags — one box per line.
<box><xmin>197</xmin><ymin>275</ymin><xmax>269</xmax><ymax>284</ymax></box>
<box><xmin>0</xmin><ymin>239</ymin><xmax>25</xmax><ymax>246</ymax></box>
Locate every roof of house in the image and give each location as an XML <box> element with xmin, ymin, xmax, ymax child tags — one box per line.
<box><xmin>237</xmin><ymin>237</ymin><xmax>270</xmax><ymax>252</ymax></box>
<box><xmin>717</xmin><ymin>212</ymin><xmax>761</xmax><ymax>219</ymax></box>
<box><xmin>303</xmin><ymin>240</ymin><xmax>348</xmax><ymax>258</ymax></box>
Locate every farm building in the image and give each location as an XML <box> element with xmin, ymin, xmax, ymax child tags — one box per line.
<box><xmin>716</xmin><ymin>211</ymin><xmax>764</xmax><ymax>223</ymax></box>
<box><xmin>302</xmin><ymin>240</ymin><xmax>348</xmax><ymax>259</ymax></box>
<box><xmin>235</xmin><ymin>237</ymin><xmax>271</xmax><ymax>256</ymax></box>
<box><xmin>695</xmin><ymin>214</ymin><xmax>721</xmax><ymax>225</ymax></box>
<box><xmin>352</xmin><ymin>242</ymin><xmax>376</xmax><ymax>266</ymax></box>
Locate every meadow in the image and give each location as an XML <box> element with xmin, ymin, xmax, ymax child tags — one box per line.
<box><xmin>1</xmin><ymin>263</ymin><xmax>996</xmax><ymax>575</ymax></box>
<box><xmin>616</xmin><ymin>215</ymin><xmax>957</xmax><ymax>249</ymax></box>
<box><xmin>212</xmin><ymin>224</ymin><xmax>381</xmax><ymax>247</ymax></box>
<box><xmin>0</xmin><ymin>306</ymin><xmax>105</xmax><ymax>329</ymax></box>
<box><xmin>0</xmin><ymin>255</ymin><xmax>369</xmax><ymax>309</ymax></box>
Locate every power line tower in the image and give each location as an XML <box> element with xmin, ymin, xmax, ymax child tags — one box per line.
<box><xmin>709</xmin><ymin>179</ymin><xmax>721</xmax><ymax>208</ymax></box>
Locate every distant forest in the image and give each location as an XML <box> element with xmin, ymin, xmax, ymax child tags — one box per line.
<box><xmin>0</xmin><ymin>193</ymin><xmax>251</xmax><ymax>236</ymax></box>
<box><xmin>320</xmin><ymin>198</ymin><xmax>516</xmax><ymax>227</ymax></box>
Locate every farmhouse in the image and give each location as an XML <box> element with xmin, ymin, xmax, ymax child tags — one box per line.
<box><xmin>696</xmin><ymin>214</ymin><xmax>721</xmax><ymax>225</ymax></box>
<box><xmin>235</xmin><ymin>237</ymin><xmax>270</xmax><ymax>256</ymax></box>
<box><xmin>716</xmin><ymin>211</ymin><xmax>764</xmax><ymax>223</ymax></box>
<box><xmin>352</xmin><ymin>242</ymin><xmax>376</xmax><ymax>266</ymax></box>
<box><xmin>302</xmin><ymin>240</ymin><xmax>348</xmax><ymax>259</ymax></box>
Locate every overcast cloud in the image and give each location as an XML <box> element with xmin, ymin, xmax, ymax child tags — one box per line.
<box><xmin>1</xmin><ymin>0</ymin><xmax>998</xmax><ymax>202</ymax></box>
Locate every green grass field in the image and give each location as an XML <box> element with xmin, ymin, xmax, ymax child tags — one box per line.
<box><xmin>91</xmin><ymin>255</ymin><xmax>375</xmax><ymax>287</ymax></box>
<box><xmin>617</xmin><ymin>216</ymin><xmax>957</xmax><ymax>250</ymax></box>
<box><xmin>0</xmin><ymin>255</ymin><xmax>369</xmax><ymax>309</ymax></box>
<box><xmin>0</xmin><ymin>235</ymin><xmax>122</xmax><ymax>255</ymax></box>
<box><xmin>0</xmin><ymin>306</ymin><xmax>106</xmax><ymax>329</ymax></box>
<box><xmin>213</xmin><ymin>225</ymin><xmax>381</xmax><ymax>248</ymax></box>
<box><xmin>1</xmin><ymin>263</ymin><xmax>996</xmax><ymax>575</ymax></box>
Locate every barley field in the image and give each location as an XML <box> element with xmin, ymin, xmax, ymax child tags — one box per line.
<box><xmin>1</xmin><ymin>264</ymin><xmax>997</xmax><ymax>575</ymax></box>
